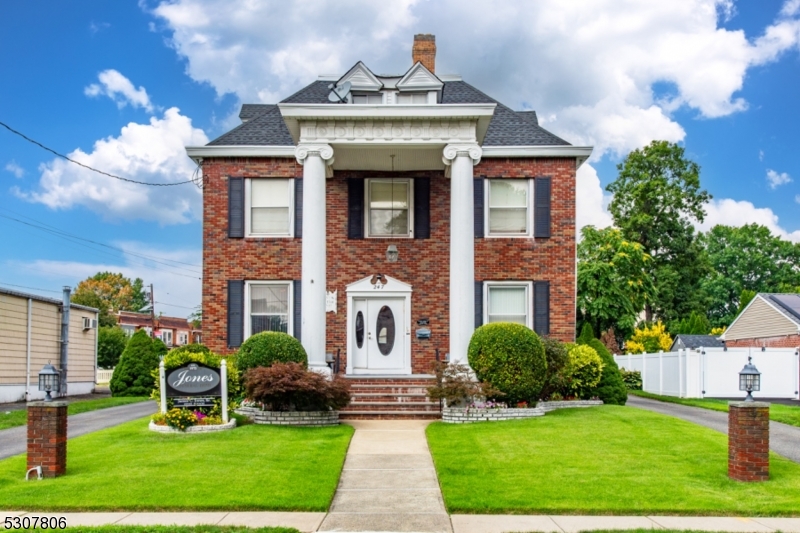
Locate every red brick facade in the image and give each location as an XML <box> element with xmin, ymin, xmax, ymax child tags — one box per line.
<box><xmin>202</xmin><ymin>156</ymin><xmax>576</xmax><ymax>373</ymax></box>
<box><xmin>725</xmin><ymin>335</ymin><xmax>800</xmax><ymax>349</ymax></box>
<box><xmin>27</xmin><ymin>401</ymin><xmax>67</xmax><ymax>478</ymax></box>
<box><xmin>728</xmin><ymin>402</ymin><xmax>770</xmax><ymax>482</ymax></box>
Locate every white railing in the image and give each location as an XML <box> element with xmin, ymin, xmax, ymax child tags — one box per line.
<box><xmin>615</xmin><ymin>347</ymin><xmax>800</xmax><ymax>399</ymax></box>
<box><xmin>96</xmin><ymin>368</ymin><xmax>114</xmax><ymax>384</ymax></box>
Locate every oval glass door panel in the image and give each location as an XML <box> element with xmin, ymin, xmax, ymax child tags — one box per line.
<box><xmin>376</xmin><ymin>305</ymin><xmax>395</xmax><ymax>355</ymax></box>
<box><xmin>355</xmin><ymin>311</ymin><xmax>365</xmax><ymax>348</ymax></box>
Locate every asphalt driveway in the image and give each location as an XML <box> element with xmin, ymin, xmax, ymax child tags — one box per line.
<box><xmin>627</xmin><ymin>395</ymin><xmax>800</xmax><ymax>464</ymax></box>
<box><xmin>0</xmin><ymin>400</ymin><xmax>157</xmax><ymax>460</ymax></box>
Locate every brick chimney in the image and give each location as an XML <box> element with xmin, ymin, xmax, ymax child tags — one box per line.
<box><xmin>412</xmin><ymin>34</ymin><xmax>436</xmax><ymax>73</ymax></box>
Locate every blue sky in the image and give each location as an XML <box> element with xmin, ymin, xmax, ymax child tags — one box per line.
<box><xmin>1</xmin><ymin>0</ymin><xmax>800</xmax><ymax>316</ymax></box>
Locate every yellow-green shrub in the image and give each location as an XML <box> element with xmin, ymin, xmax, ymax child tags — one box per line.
<box><xmin>626</xmin><ymin>322</ymin><xmax>672</xmax><ymax>354</ymax></box>
<box><xmin>566</xmin><ymin>344</ymin><xmax>604</xmax><ymax>399</ymax></box>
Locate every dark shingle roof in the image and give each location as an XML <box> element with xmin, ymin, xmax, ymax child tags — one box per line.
<box><xmin>207</xmin><ymin>79</ymin><xmax>570</xmax><ymax>147</ymax></box>
<box><xmin>208</xmin><ymin>105</ymin><xmax>294</xmax><ymax>146</ymax></box>
<box><xmin>764</xmin><ymin>293</ymin><xmax>800</xmax><ymax>325</ymax></box>
<box><xmin>671</xmin><ymin>335</ymin><xmax>725</xmax><ymax>350</ymax></box>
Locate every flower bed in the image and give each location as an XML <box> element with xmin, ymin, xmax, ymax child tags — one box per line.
<box><xmin>149</xmin><ymin>419</ymin><xmax>236</xmax><ymax>433</ymax></box>
<box><xmin>235</xmin><ymin>406</ymin><xmax>340</xmax><ymax>426</ymax></box>
<box><xmin>442</xmin><ymin>400</ymin><xmax>603</xmax><ymax>424</ymax></box>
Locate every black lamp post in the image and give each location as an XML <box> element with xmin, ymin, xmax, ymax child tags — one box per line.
<box><xmin>38</xmin><ymin>362</ymin><xmax>60</xmax><ymax>402</ymax></box>
<box><xmin>738</xmin><ymin>356</ymin><xmax>761</xmax><ymax>402</ymax></box>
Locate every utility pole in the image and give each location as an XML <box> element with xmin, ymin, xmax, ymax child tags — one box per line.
<box><xmin>149</xmin><ymin>283</ymin><xmax>156</xmax><ymax>339</ymax></box>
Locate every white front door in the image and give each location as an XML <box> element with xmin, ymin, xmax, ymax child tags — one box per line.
<box><xmin>351</xmin><ymin>297</ymin><xmax>407</xmax><ymax>373</ymax></box>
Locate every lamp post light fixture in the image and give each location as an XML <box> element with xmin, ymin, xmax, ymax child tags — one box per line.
<box><xmin>38</xmin><ymin>362</ymin><xmax>61</xmax><ymax>402</ymax></box>
<box><xmin>386</xmin><ymin>244</ymin><xmax>399</xmax><ymax>263</ymax></box>
<box><xmin>738</xmin><ymin>356</ymin><xmax>761</xmax><ymax>402</ymax></box>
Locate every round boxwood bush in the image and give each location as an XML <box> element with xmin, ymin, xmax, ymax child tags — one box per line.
<box><xmin>565</xmin><ymin>344</ymin><xmax>604</xmax><ymax>399</ymax></box>
<box><xmin>467</xmin><ymin>322</ymin><xmax>547</xmax><ymax>404</ymax></box>
<box><xmin>237</xmin><ymin>331</ymin><xmax>308</xmax><ymax>374</ymax></box>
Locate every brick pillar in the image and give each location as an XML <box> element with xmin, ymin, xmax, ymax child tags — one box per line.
<box><xmin>728</xmin><ymin>401</ymin><xmax>769</xmax><ymax>482</ymax></box>
<box><xmin>27</xmin><ymin>401</ymin><xmax>68</xmax><ymax>478</ymax></box>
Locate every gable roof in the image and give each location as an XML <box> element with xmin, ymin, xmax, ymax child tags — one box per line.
<box><xmin>337</xmin><ymin>61</ymin><xmax>383</xmax><ymax>91</ymax></box>
<box><xmin>765</xmin><ymin>293</ymin><xmax>800</xmax><ymax>325</ymax></box>
<box><xmin>396</xmin><ymin>62</ymin><xmax>443</xmax><ymax>92</ymax></box>
<box><xmin>670</xmin><ymin>334</ymin><xmax>724</xmax><ymax>351</ymax></box>
<box><xmin>722</xmin><ymin>293</ymin><xmax>800</xmax><ymax>341</ymax></box>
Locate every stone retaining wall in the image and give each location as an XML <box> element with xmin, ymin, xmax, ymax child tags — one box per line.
<box><xmin>236</xmin><ymin>407</ymin><xmax>339</xmax><ymax>426</ymax></box>
<box><xmin>149</xmin><ymin>419</ymin><xmax>237</xmax><ymax>433</ymax></box>
<box><xmin>442</xmin><ymin>400</ymin><xmax>603</xmax><ymax>423</ymax></box>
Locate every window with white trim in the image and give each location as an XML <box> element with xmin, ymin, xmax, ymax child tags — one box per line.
<box><xmin>162</xmin><ymin>330</ymin><xmax>173</xmax><ymax>346</ymax></box>
<box><xmin>245</xmin><ymin>179</ymin><xmax>293</xmax><ymax>237</ymax></box>
<box><xmin>245</xmin><ymin>281</ymin><xmax>292</xmax><ymax>338</ymax></box>
<box><xmin>352</xmin><ymin>93</ymin><xmax>383</xmax><ymax>104</ymax></box>
<box><xmin>396</xmin><ymin>93</ymin><xmax>428</xmax><ymax>104</ymax></box>
<box><xmin>486</xmin><ymin>179</ymin><xmax>533</xmax><ymax>237</ymax></box>
<box><xmin>366</xmin><ymin>179</ymin><xmax>413</xmax><ymax>237</ymax></box>
<box><xmin>178</xmin><ymin>332</ymin><xmax>188</xmax><ymax>345</ymax></box>
<box><xmin>484</xmin><ymin>282</ymin><xmax>532</xmax><ymax>328</ymax></box>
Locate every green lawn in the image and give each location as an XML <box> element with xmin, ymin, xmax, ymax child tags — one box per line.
<box><xmin>427</xmin><ymin>405</ymin><xmax>800</xmax><ymax>515</ymax></box>
<box><xmin>0</xmin><ymin>397</ymin><xmax>151</xmax><ymax>430</ymax></box>
<box><xmin>631</xmin><ymin>390</ymin><xmax>800</xmax><ymax>428</ymax></box>
<box><xmin>0</xmin><ymin>417</ymin><xmax>353</xmax><ymax>511</ymax></box>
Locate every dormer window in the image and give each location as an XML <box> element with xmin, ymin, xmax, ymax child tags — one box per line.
<box><xmin>352</xmin><ymin>93</ymin><xmax>383</xmax><ymax>104</ymax></box>
<box><xmin>397</xmin><ymin>93</ymin><xmax>428</xmax><ymax>104</ymax></box>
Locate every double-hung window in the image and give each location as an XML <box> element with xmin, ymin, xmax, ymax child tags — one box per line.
<box><xmin>352</xmin><ymin>93</ymin><xmax>383</xmax><ymax>104</ymax></box>
<box><xmin>484</xmin><ymin>282</ymin><xmax>532</xmax><ymax>328</ymax></box>
<box><xmin>246</xmin><ymin>179</ymin><xmax>293</xmax><ymax>237</ymax></box>
<box><xmin>366</xmin><ymin>179</ymin><xmax>413</xmax><ymax>237</ymax></box>
<box><xmin>486</xmin><ymin>179</ymin><xmax>533</xmax><ymax>237</ymax></box>
<box><xmin>245</xmin><ymin>281</ymin><xmax>292</xmax><ymax>338</ymax></box>
<box><xmin>397</xmin><ymin>93</ymin><xmax>428</xmax><ymax>104</ymax></box>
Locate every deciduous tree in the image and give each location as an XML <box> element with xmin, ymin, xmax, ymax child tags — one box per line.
<box><xmin>71</xmin><ymin>272</ymin><xmax>148</xmax><ymax>326</ymax></box>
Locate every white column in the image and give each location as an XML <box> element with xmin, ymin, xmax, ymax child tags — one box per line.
<box><xmin>443</xmin><ymin>144</ymin><xmax>482</xmax><ymax>365</ymax></box>
<box><xmin>296</xmin><ymin>144</ymin><xmax>334</xmax><ymax>375</ymax></box>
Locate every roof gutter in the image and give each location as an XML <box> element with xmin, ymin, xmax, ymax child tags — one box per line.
<box><xmin>185</xmin><ymin>145</ymin><xmax>296</xmax><ymax>164</ymax></box>
<box><xmin>482</xmin><ymin>145</ymin><xmax>594</xmax><ymax>167</ymax></box>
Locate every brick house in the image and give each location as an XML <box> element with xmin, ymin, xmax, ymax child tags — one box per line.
<box><xmin>117</xmin><ymin>311</ymin><xmax>195</xmax><ymax>348</ymax></box>
<box><xmin>186</xmin><ymin>35</ymin><xmax>591</xmax><ymax>401</ymax></box>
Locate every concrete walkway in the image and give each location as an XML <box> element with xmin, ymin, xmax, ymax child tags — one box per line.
<box><xmin>319</xmin><ymin>420</ymin><xmax>452</xmax><ymax>532</ymax></box>
<box><xmin>0</xmin><ymin>400</ymin><xmax>157</xmax><ymax>460</ymax></box>
<box><xmin>2</xmin><ymin>511</ymin><xmax>800</xmax><ymax>532</ymax></box>
<box><xmin>627</xmin><ymin>395</ymin><xmax>800</xmax><ymax>464</ymax></box>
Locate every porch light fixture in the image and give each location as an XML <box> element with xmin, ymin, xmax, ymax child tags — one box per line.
<box><xmin>738</xmin><ymin>356</ymin><xmax>761</xmax><ymax>402</ymax></box>
<box><xmin>38</xmin><ymin>362</ymin><xmax>60</xmax><ymax>402</ymax></box>
<box><xmin>386</xmin><ymin>244</ymin><xmax>399</xmax><ymax>263</ymax></box>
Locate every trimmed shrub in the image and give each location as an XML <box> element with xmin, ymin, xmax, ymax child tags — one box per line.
<box><xmin>539</xmin><ymin>337</ymin><xmax>570</xmax><ymax>400</ymax></box>
<box><xmin>588</xmin><ymin>338</ymin><xmax>628</xmax><ymax>405</ymax></box>
<box><xmin>97</xmin><ymin>326</ymin><xmax>128</xmax><ymax>369</ymax></box>
<box><xmin>110</xmin><ymin>329</ymin><xmax>160</xmax><ymax>397</ymax></box>
<box><xmin>153</xmin><ymin>338</ymin><xmax>169</xmax><ymax>358</ymax></box>
<box><xmin>237</xmin><ymin>332</ymin><xmax>308</xmax><ymax>374</ymax></box>
<box><xmin>577</xmin><ymin>322</ymin><xmax>595</xmax><ymax>345</ymax></box>
<box><xmin>565</xmin><ymin>344</ymin><xmax>604</xmax><ymax>399</ymax></box>
<box><xmin>244</xmin><ymin>362</ymin><xmax>351</xmax><ymax>411</ymax></box>
<box><xmin>151</xmin><ymin>343</ymin><xmax>241</xmax><ymax>413</ymax></box>
<box><xmin>620</xmin><ymin>369</ymin><xmax>643</xmax><ymax>390</ymax></box>
<box><xmin>427</xmin><ymin>362</ymin><xmax>504</xmax><ymax>407</ymax></box>
<box><xmin>467</xmin><ymin>322</ymin><xmax>547</xmax><ymax>405</ymax></box>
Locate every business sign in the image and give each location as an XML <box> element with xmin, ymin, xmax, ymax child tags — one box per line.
<box><xmin>165</xmin><ymin>362</ymin><xmax>221</xmax><ymax>398</ymax></box>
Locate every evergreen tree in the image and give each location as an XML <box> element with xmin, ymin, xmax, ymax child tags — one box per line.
<box><xmin>575</xmin><ymin>323</ymin><xmax>627</xmax><ymax>405</ymax></box>
<box><xmin>109</xmin><ymin>329</ymin><xmax>160</xmax><ymax>397</ymax></box>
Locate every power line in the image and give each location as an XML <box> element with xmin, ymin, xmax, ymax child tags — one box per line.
<box><xmin>0</xmin><ymin>119</ymin><xmax>202</xmax><ymax>187</ymax></box>
<box><xmin>155</xmin><ymin>301</ymin><xmax>198</xmax><ymax>310</ymax></box>
<box><xmin>0</xmin><ymin>282</ymin><xmax>62</xmax><ymax>294</ymax></box>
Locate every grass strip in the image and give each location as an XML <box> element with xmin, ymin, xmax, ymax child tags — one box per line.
<box><xmin>631</xmin><ymin>390</ymin><xmax>800</xmax><ymax>428</ymax></box>
<box><xmin>427</xmin><ymin>405</ymin><xmax>800</xmax><ymax>516</ymax></box>
<box><xmin>0</xmin><ymin>416</ymin><xmax>353</xmax><ymax>511</ymax></box>
<box><xmin>0</xmin><ymin>397</ymin><xmax>151</xmax><ymax>431</ymax></box>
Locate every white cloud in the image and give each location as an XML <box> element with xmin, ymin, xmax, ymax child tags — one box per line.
<box><xmin>5</xmin><ymin>160</ymin><xmax>24</xmax><ymax>178</ymax></box>
<box><xmin>13</xmin><ymin>108</ymin><xmax>208</xmax><ymax>225</ymax></box>
<box><xmin>697</xmin><ymin>198</ymin><xmax>800</xmax><ymax>242</ymax></box>
<box><xmin>149</xmin><ymin>0</ymin><xmax>800</xmax><ymax>159</ymax></box>
<box><xmin>4</xmin><ymin>242</ymin><xmax>201</xmax><ymax>319</ymax></box>
<box><xmin>576</xmin><ymin>163</ymin><xmax>613</xmax><ymax>230</ymax></box>
<box><xmin>85</xmin><ymin>69</ymin><xmax>155</xmax><ymax>113</ymax></box>
<box><xmin>767</xmin><ymin>169</ymin><xmax>792</xmax><ymax>189</ymax></box>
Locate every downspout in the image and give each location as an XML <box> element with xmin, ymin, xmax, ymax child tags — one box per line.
<box><xmin>60</xmin><ymin>286</ymin><xmax>70</xmax><ymax>397</ymax></box>
<box><xmin>25</xmin><ymin>298</ymin><xmax>32</xmax><ymax>401</ymax></box>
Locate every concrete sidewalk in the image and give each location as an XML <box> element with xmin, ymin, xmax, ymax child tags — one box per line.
<box><xmin>2</xmin><ymin>511</ymin><xmax>800</xmax><ymax>532</ymax></box>
<box><xmin>0</xmin><ymin>401</ymin><xmax>157</xmax><ymax>460</ymax></box>
<box><xmin>627</xmin><ymin>395</ymin><xmax>800</xmax><ymax>464</ymax></box>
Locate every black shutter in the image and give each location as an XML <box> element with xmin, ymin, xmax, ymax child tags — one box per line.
<box><xmin>348</xmin><ymin>178</ymin><xmax>365</xmax><ymax>239</ymax></box>
<box><xmin>294</xmin><ymin>179</ymin><xmax>303</xmax><ymax>238</ymax></box>
<box><xmin>414</xmin><ymin>178</ymin><xmax>431</xmax><ymax>239</ymax></box>
<box><xmin>293</xmin><ymin>280</ymin><xmax>302</xmax><ymax>341</ymax></box>
<box><xmin>228</xmin><ymin>178</ymin><xmax>244</xmax><ymax>238</ymax></box>
<box><xmin>474</xmin><ymin>178</ymin><xmax>484</xmax><ymax>238</ymax></box>
<box><xmin>227</xmin><ymin>280</ymin><xmax>245</xmax><ymax>348</ymax></box>
<box><xmin>534</xmin><ymin>177</ymin><xmax>551</xmax><ymax>238</ymax></box>
<box><xmin>534</xmin><ymin>281</ymin><xmax>550</xmax><ymax>335</ymax></box>
<box><xmin>475</xmin><ymin>281</ymin><xmax>484</xmax><ymax>329</ymax></box>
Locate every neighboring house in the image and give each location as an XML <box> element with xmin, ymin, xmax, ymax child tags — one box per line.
<box><xmin>670</xmin><ymin>334</ymin><xmax>724</xmax><ymax>352</ymax></box>
<box><xmin>722</xmin><ymin>293</ymin><xmax>800</xmax><ymax>348</ymax></box>
<box><xmin>0</xmin><ymin>287</ymin><xmax>99</xmax><ymax>403</ymax></box>
<box><xmin>117</xmin><ymin>311</ymin><xmax>194</xmax><ymax>348</ymax></box>
<box><xmin>186</xmin><ymin>34</ymin><xmax>591</xmax><ymax>382</ymax></box>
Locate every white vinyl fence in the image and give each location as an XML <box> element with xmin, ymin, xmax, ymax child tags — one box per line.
<box><xmin>615</xmin><ymin>347</ymin><xmax>800</xmax><ymax>400</ymax></box>
<box><xmin>96</xmin><ymin>368</ymin><xmax>114</xmax><ymax>384</ymax></box>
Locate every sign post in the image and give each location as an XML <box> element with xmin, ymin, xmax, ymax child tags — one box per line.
<box><xmin>221</xmin><ymin>359</ymin><xmax>229</xmax><ymax>423</ymax></box>
<box><xmin>159</xmin><ymin>360</ymin><xmax>167</xmax><ymax>414</ymax></box>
